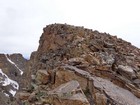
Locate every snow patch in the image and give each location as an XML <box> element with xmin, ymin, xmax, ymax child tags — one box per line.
<box><xmin>2</xmin><ymin>90</ymin><xmax>10</xmax><ymax>97</ymax></box>
<box><xmin>5</xmin><ymin>54</ymin><xmax>23</xmax><ymax>75</ymax></box>
<box><xmin>4</xmin><ymin>93</ymin><xmax>10</xmax><ymax>97</ymax></box>
<box><xmin>0</xmin><ymin>69</ymin><xmax>19</xmax><ymax>90</ymax></box>
<box><xmin>9</xmin><ymin>89</ymin><xmax>17</xmax><ymax>96</ymax></box>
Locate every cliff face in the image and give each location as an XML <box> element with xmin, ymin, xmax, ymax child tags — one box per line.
<box><xmin>18</xmin><ymin>24</ymin><xmax>140</xmax><ymax>105</ymax></box>
<box><xmin>0</xmin><ymin>53</ymin><xmax>27</xmax><ymax>105</ymax></box>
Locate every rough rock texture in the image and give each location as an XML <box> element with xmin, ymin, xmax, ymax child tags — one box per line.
<box><xmin>36</xmin><ymin>70</ymin><xmax>51</xmax><ymax>85</ymax></box>
<box><xmin>18</xmin><ymin>24</ymin><xmax>140</xmax><ymax>105</ymax></box>
<box><xmin>48</xmin><ymin>80</ymin><xmax>90</xmax><ymax>105</ymax></box>
<box><xmin>0</xmin><ymin>53</ymin><xmax>27</xmax><ymax>105</ymax></box>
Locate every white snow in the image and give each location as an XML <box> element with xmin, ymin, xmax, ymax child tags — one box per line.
<box><xmin>2</xmin><ymin>90</ymin><xmax>10</xmax><ymax>97</ymax></box>
<box><xmin>9</xmin><ymin>89</ymin><xmax>17</xmax><ymax>96</ymax></box>
<box><xmin>4</xmin><ymin>93</ymin><xmax>10</xmax><ymax>97</ymax></box>
<box><xmin>5</xmin><ymin>54</ymin><xmax>23</xmax><ymax>75</ymax></box>
<box><xmin>0</xmin><ymin>69</ymin><xmax>19</xmax><ymax>90</ymax></box>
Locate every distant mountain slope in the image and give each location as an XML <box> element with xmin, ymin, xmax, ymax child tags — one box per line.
<box><xmin>0</xmin><ymin>53</ymin><xmax>27</xmax><ymax>104</ymax></box>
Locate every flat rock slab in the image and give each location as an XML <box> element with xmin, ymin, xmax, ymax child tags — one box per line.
<box><xmin>63</xmin><ymin>65</ymin><xmax>140</xmax><ymax>105</ymax></box>
<box><xmin>92</xmin><ymin>76</ymin><xmax>140</xmax><ymax>105</ymax></box>
<box><xmin>48</xmin><ymin>80</ymin><xmax>89</xmax><ymax>104</ymax></box>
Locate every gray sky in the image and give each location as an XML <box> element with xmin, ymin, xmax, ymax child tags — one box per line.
<box><xmin>0</xmin><ymin>0</ymin><xmax>140</xmax><ymax>58</ymax></box>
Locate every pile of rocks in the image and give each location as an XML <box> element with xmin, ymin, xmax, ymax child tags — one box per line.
<box><xmin>17</xmin><ymin>24</ymin><xmax>140</xmax><ymax>105</ymax></box>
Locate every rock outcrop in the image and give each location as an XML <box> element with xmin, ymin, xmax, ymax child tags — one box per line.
<box><xmin>17</xmin><ymin>24</ymin><xmax>140</xmax><ymax>105</ymax></box>
<box><xmin>0</xmin><ymin>53</ymin><xmax>27</xmax><ymax>104</ymax></box>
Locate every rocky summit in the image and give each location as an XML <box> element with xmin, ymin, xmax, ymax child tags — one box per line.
<box><xmin>1</xmin><ymin>23</ymin><xmax>140</xmax><ymax>105</ymax></box>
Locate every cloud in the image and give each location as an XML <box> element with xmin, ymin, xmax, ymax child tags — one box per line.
<box><xmin>0</xmin><ymin>0</ymin><xmax>140</xmax><ymax>58</ymax></box>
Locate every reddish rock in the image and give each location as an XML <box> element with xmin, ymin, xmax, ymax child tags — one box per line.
<box><xmin>17</xmin><ymin>92</ymin><xmax>30</xmax><ymax>100</ymax></box>
<box><xmin>36</xmin><ymin>70</ymin><xmax>50</xmax><ymax>85</ymax></box>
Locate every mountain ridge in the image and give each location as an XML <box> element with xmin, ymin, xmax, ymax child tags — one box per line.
<box><xmin>0</xmin><ymin>23</ymin><xmax>140</xmax><ymax>105</ymax></box>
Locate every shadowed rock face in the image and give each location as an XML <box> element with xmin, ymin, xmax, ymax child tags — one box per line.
<box><xmin>17</xmin><ymin>24</ymin><xmax>140</xmax><ymax>105</ymax></box>
<box><xmin>0</xmin><ymin>53</ymin><xmax>27</xmax><ymax>105</ymax></box>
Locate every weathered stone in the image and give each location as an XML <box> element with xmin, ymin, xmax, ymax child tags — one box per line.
<box><xmin>84</xmin><ymin>54</ymin><xmax>100</xmax><ymax>65</ymax></box>
<box><xmin>136</xmin><ymin>72</ymin><xmax>140</xmax><ymax>79</ymax></box>
<box><xmin>17</xmin><ymin>92</ymin><xmax>30</xmax><ymax>101</ymax></box>
<box><xmin>55</xmin><ymin>67</ymin><xmax>88</xmax><ymax>91</ymax></box>
<box><xmin>125</xmin><ymin>83</ymin><xmax>140</xmax><ymax>98</ymax></box>
<box><xmin>93</xmin><ymin>76</ymin><xmax>140</xmax><ymax>105</ymax></box>
<box><xmin>95</xmin><ymin>93</ymin><xmax>107</xmax><ymax>105</ymax></box>
<box><xmin>104</xmin><ymin>41</ymin><xmax>114</xmax><ymax>48</ymax></box>
<box><xmin>36</xmin><ymin>70</ymin><xmax>50</xmax><ymax>85</ymax></box>
<box><xmin>118</xmin><ymin>65</ymin><xmax>134</xmax><ymax>74</ymax></box>
<box><xmin>28</xmin><ymin>92</ymin><xmax>37</xmax><ymax>102</ymax></box>
<box><xmin>48</xmin><ymin>80</ymin><xmax>90</xmax><ymax>105</ymax></box>
<box><xmin>57</xmin><ymin>65</ymin><xmax>140</xmax><ymax>105</ymax></box>
<box><xmin>133</xmin><ymin>79</ymin><xmax>140</xmax><ymax>84</ymax></box>
<box><xmin>118</xmin><ymin>65</ymin><xmax>136</xmax><ymax>79</ymax></box>
<box><xmin>68</xmin><ymin>57</ymin><xmax>89</xmax><ymax>66</ymax></box>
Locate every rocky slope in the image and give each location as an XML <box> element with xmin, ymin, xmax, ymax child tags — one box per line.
<box><xmin>0</xmin><ymin>53</ymin><xmax>27</xmax><ymax>104</ymax></box>
<box><xmin>17</xmin><ymin>24</ymin><xmax>140</xmax><ymax>105</ymax></box>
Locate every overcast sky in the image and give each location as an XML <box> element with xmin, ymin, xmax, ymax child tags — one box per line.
<box><xmin>0</xmin><ymin>0</ymin><xmax>140</xmax><ymax>58</ymax></box>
